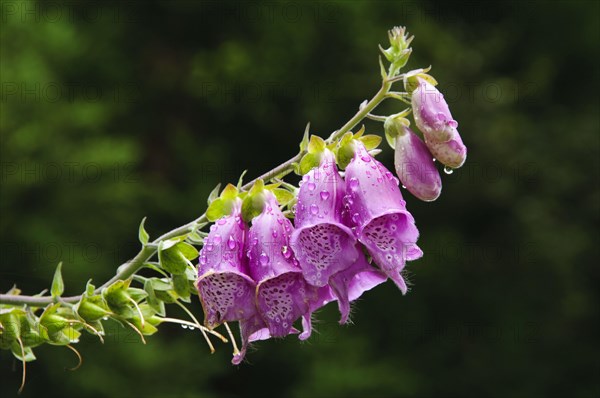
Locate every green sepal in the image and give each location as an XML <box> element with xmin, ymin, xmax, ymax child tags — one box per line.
<box><xmin>0</xmin><ymin>310</ymin><xmax>23</xmax><ymax>343</ymax></box>
<box><xmin>403</xmin><ymin>66</ymin><xmax>437</xmax><ymax>93</ymax></box>
<box><xmin>47</xmin><ymin>326</ymin><xmax>81</xmax><ymax>345</ymax></box>
<box><xmin>241</xmin><ymin>179</ymin><xmax>267</xmax><ymax>222</ymax></box>
<box><xmin>144</xmin><ymin>280</ymin><xmax>166</xmax><ymax>316</ymax></box>
<box><xmin>269</xmin><ymin>188</ymin><xmax>295</xmax><ymax>207</ymax></box>
<box><xmin>138</xmin><ymin>217</ymin><xmax>150</xmax><ymax>245</ymax></box>
<box><xmin>130</xmin><ymin>317</ymin><xmax>158</xmax><ymax>336</ymax></box>
<box><xmin>207</xmin><ymin>183</ymin><xmax>221</xmax><ymax>205</ymax></box>
<box><xmin>77</xmin><ymin>298</ymin><xmax>112</xmax><ymax>322</ymax></box>
<box><xmin>335</xmin><ymin>132</ymin><xmax>357</xmax><ymax>170</ymax></box>
<box><xmin>154</xmin><ymin>289</ymin><xmax>178</xmax><ymax>304</ymax></box>
<box><xmin>51</xmin><ymin>262</ymin><xmax>64</xmax><ymax>298</ymax></box>
<box><xmin>206</xmin><ymin>183</ymin><xmax>240</xmax><ymax>221</ymax></box>
<box><xmin>299</xmin><ymin>152</ymin><xmax>320</xmax><ymax>175</ymax></box>
<box><xmin>11</xmin><ymin>344</ymin><xmax>36</xmax><ymax>362</ymax></box>
<box><xmin>85</xmin><ymin>279</ymin><xmax>96</xmax><ymax>297</ymax></box>
<box><xmin>102</xmin><ymin>280</ymin><xmax>132</xmax><ymax>309</ymax></box>
<box><xmin>158</xmin><ymin>242</ymin><xmax>198</xmax><ymax>275</ymax></box>
<box><xmin>307</xmin><ymin>135</ymin><xmax>326</xmax><ymax>153</ymax></box>
<box><xmin>359</xmin><ymin>134</ymin><xmax>382</xmax><ymax>150</ymax></box>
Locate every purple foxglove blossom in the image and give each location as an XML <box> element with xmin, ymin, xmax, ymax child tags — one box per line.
<box><xmin>394</xmin><ymin>126</ymin><xmax>442</xmax><ymax>201</ymax></box>
<box><xmin>328</xmin><ymin>247</ymin><xmax>387</xmax><ymax>323</ymax></box>
<box><xmin>196</xmin><ymin>199</ymin><xmax>257</xmax><ymax>329</ymax></box>
<box><xmin>246</xmin><ymin>191</ymin><xmax>321</xmax><ymax>339</ymax></box>
<box><xmin>412</xmin><ymin>77</ymin><xmax>459</xmax><ymax>143</ymax></box>
<box><xmin>345</xmin><ymin>141</ymin><xmax>423</xmax><ymax>294</ymax></box>
<box><xmin>290</xmin><ymin>149</ymin><xmax>360</xmax><ymax>287</ymax></box>
<box><xmin>424</xmin><ymin>131</ymin><xmax>467</xmax><ymax>169</ymax></box>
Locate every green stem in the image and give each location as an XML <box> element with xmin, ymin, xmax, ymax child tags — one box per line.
<box><xmin>0</xmin><ymin>77</ymin><xmax>397</xmax><ymax>308</ymax></box>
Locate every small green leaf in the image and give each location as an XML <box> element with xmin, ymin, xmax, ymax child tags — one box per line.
<box><xmin>237</xmin><ymin>170</ymin><xmax>248</xmax><ymax>189</ymax></box>
<box><xmin>207</xmin><ymin>183</ymin><xmax>221</xmax><ymax>205</ymax></box>
<box><xmin>51</xmin><ymin>262</ymin><xmax>64</xmax><ymax>298</ymax></box>
<box><xmin>299</xmin><ymin>122</ymin><xmax>311</xmax><ymax>152</ymax></box>
<box><xmin>148</xmin><ymin>278</ymin><xmax>172</xmax><ymax>291</ymax></box>
<box><xmin>172</xmin><ymin>274</ymin><xmax>191</xmax><ymax>302</ymax></box>
<box><xmin>176</xmin><ymin>242</ymin><xmax>199</xmax><ymax>261</ymax></box>
<box><xmin>138</xmin><ymin>217</ymin><xmax>150</xmax><ymax>245</ymax></box>
<box><xmin>127</xmin><ymin>288</ymin><xmax>148</xmax><ymax>303</ymax></box>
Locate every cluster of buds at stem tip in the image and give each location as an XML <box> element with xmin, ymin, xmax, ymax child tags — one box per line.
<box><xmin>380</xmin><ymin>26</ymin><xmax>414</xmax><ymax>76</ymax></box>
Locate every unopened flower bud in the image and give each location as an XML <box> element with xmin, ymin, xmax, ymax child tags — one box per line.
<box><xmin>394</xmin><ymin>126</ymin><xmax>442</xmax><ymax>201</ymax></box>
<box><xmin>412</xmin><ymin>77</ymin><xmax>458</xmax><ymax>142</ymax></box>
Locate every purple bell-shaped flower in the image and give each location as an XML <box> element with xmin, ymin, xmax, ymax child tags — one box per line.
<box><xmin>290</xmin><ymin>149</ymin><xmax>386</xmax><ymax>322</ymax></box>
<box><xmin>290</xmin><ymin>149</ymin><xmax>359</xmax><ymax>286</ymax></box>
<box><xmin>344</xmin><ymin>141</ymin><xmax>423</xmax><ymax>293</ymax></box>
<box><xmin>394</xmin><ymin>126</ymin><xmax>442</xmax><ymax>201</ymax></box>
<box><xmin>246</xmin><ymin>191</ymin><xmax>321</xmax><ymax>339</ymax></box>
<box><xmin>196</xmin><ymin>198</ymin><xmax>257</xmax><ymax>329</ymax></box>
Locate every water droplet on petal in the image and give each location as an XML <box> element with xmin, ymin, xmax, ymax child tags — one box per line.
<box><xmin>444</xmin><ymin>166</ymin><xmax>454</xmax><ymax>175</ymax></box>
<box><xmin>200</xmin><ymin>255</ymin><xmax>207</xmax><ymax>265</ymax></box>
<box><xmin>205</xmin><ymin>243</ymin><xmax>214</xmax><ymax>252</ymax></box>
<box><xmin>213</xmin><ymin>234</ymin><xmax>222</xmax><ymax>244</ymax></box>
<box><xmin>349</xmin><ymin>178</ymin><xmax>359</xmax><ymax>190</ymax></box>
<box><xmin>320</xmin><ymin>191</ymin><xmax>330</xmax><ymax>200</ymax></box>
<box><xmin>402</xmin><ymin>185</ymin><xmax>406</xmax><ymax>189</ymax></box>
<box><xmin>310</xmin><ymin>204</ymin><xmax>319</xmax><ymax>215</ymax></box>
<box><xmin>227</xmin><ymin>236</ymin><xmax>237</xmax><ymax>250</ymax></box>
<box><xmin>352</xmin><ymin>213</ymin><xmax>360</xmax><ymax>224</ymax></box>
<box><xmin>272</xmin><ymin>229</ymin><xmax>278</xmax><ymax>239</ymax></box>
<box><xmin>282</xmin><ymin>246</ymin><xmax>291</xmax><ymax>259</ymax></box>
<box><xmin>432</xmin><ymin>158</ymin><xmax>436</xmax><ymax>162</ymax></box>
<box><xmin>259</xmin><ymin>252</ymin><xmax>270</xmax><ymax>266</ymax></box>
<box><xmin>218</xmin><ymin>219</ymin><xmax>227</xmax><ymax>225</ymax></box>
<box><xmin>361</xmin><ymin>155</ymin><xmax>371</xmax><ymax>162</ymax></box>
<box><xmin>307</xmin><ymin>182</ymin><xmax>316</xmax><ymax>191</ymax></box>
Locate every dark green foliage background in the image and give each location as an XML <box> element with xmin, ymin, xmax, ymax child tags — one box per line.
<box><xmin>1</xmin><ymin>1</ymin><xmax>598</xmax><ymax>397</ymax></box>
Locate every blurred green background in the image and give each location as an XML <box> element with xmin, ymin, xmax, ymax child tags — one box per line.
<box><xmin>1</xmin><ymin>0</ymin><xmax>598</xmax><ymax>397</ymax></box>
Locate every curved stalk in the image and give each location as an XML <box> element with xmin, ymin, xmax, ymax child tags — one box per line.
<box><xmin>0</xmin><ymin>76</ymin><xmax>398</xmax><ymax>307</ymax></box>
